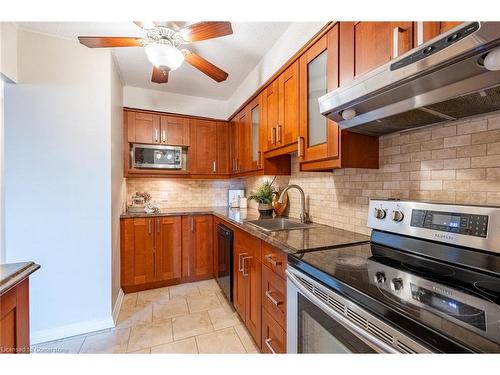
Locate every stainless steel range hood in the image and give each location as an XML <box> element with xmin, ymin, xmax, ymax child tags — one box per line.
<box><xmin>319</xmin><ymin>22</ymin><xmax>500</xmax><ymax>136</ymax></box>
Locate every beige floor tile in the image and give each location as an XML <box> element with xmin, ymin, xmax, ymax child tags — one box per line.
<box><xmin>153</xmin><ymin>298</ymin><xmax>189</xmax><ymax>321</ymax></box>
<box><xmin>195</xmin><ymin>279</ymin><xmax>222</xmax><ymax>294</ymax></box>
<box><xmin>122</xmin><ymin>292</ymin><xmax>138</xmax><ymax>309</ymax></box>
<box><xmin>31</xmin><ymin>336</ymin><xmax>85</xmax><ymax>354</ymax></box>
<box><xmin>169</xmin><ymin>283</ymin><xmax>201</xmax><ymax>299</ymax></box>
<box><xmin>127</xmin><ymin>320</ymin><xmax>173</xmax><ymax>352</ymax></box>
<box><xmin>207</xmin><ymin>305</ymin><xmax>240</xmax><ymax>330</ymax></box>
<box><xmin>187</xmin><ymin>293</ymin><xmax>221</xmax><ymax>313</ymax></box>
<box><xmin>136</xmin><ymin>287</ymin><xmax>169</xmax><ymax>306</ymax></box>
<box><xmin>216</xmin><ymin>291</ymin><xmax>233</xmax><ymax>308</ymax></box>
<box><xmin>234</xmin><ymin>324</ymin><xmax>260</xmax><ymax>353</ymax></box>
<box><xmin>150</xmin><ymin>337</ymin><xmax>198</xmax><ymax>354</ymax></box>
<box><xmin>172</xmin><ymin>311</ymin><xmax>214</xmax><ymax>341</ymax></box>
<box><xmin>196</xmin><ymin>327</ymin><xmax>246</xmax><ymax>354</ymax></box>
<box><xmin>80</xmin><ymin>328</ymin><xmax>130</xmax><ymax>354</ymax></box>
<box><xmin>129</xmin><ymin>348</ymin><xmax>151</xmax><ymax>354</ymax></box>
<box><xmin>116</xmin><ymin>303</ymin><xmax>153</xmax><ymax>328</ymax></box>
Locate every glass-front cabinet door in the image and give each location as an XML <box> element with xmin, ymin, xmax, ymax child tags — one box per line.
<box><xmin>299</xmin><ymin>23</ymin><xmax>339</xmax><ymax>163</ymax></box>
<box><xmin>249</xmin><ymin>95</ymin><xmax>262</xmax><ymax>170</ymax></box>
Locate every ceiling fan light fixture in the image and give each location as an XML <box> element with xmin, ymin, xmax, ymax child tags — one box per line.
<box><xmin>145</xmin><ymin>43</ymin><xmax>184</xmax><ymax>72</ymax></box>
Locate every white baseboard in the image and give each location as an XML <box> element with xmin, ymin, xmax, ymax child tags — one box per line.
<box><xmin>112</xmin><ymin>288</ymin><xmax>124</xmax><ymax>324</ymax></box>
<box><xmin>31</xmin><ymin>316</ymin><xmax>115</xmax><ymax>345</ymax></box>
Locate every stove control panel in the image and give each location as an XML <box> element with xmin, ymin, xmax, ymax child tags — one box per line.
<box><xmin>367</xmin><ymin>199</ymin><xmax>500</xmax><ymax>255</ymax></box>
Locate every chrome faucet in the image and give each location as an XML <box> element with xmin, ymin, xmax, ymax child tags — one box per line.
<box><xmin>278</xmin><ymin>184</ymin><xmax>310</xmax><ymax>223</ymax></box>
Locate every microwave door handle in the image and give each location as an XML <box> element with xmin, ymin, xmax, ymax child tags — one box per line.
<box><xmin>285</xmin><ymin>270</ymin><xmax>399</xmax><ymax>354</ymax></box>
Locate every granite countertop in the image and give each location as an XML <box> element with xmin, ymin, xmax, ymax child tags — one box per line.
<box><xmin>0</xmin><ymin>262</ymin><xmax>40</xmax><ymax>296</ymax></box>
<box><xmin>121</xmin><ymin>207</ymin><xmax>370</xmax><ymax>254</ymax></box>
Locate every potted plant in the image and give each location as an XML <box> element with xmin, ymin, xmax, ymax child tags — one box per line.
<box><xmin>248</xmin><ymin>179</ymin><xmax>275</xmax><ymax>217</ymax></box>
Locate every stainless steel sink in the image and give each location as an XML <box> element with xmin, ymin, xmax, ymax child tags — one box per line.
<box><xmin>246</xmin><ymin>218</ymin><xmax>315</xmax><ymax>232</ymax></box>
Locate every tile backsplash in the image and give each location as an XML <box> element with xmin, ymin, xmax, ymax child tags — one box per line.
<box><xmin>126</xmin><ymin>113</ymin><xmax>500</xmax><ymax>236</ymax></box>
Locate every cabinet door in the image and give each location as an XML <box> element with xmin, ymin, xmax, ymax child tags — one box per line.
<box><xmin>237</xmin><ymin>109</ymin><xmax>250</xmax><ymax>173</ymax></box>
<box><xmin>262</xmin><ymin>308</ymin><xmax>286</xmax><ymax>354</ymax></box>
<box><xmin>190</xmin><ymin>119</ymin><xmax>217</xmax><ymax>174</ymax></box>
<box><xmin>0</xmin><ymin>279</ymin><xmax>29</xmax><ymax>354</ymax></box>
<box><xmin>216</xmin><ymin>121</ymin><xmax>230</xmax><ymax>175</ymax></box>
<box><xmin>340</xmin><ymin>22</ymin><xmax>413</xmax><ymax>85</ymax></box>
<box><xmin>278</xmin><ymin>60</ymin><xmax>299</xmax><ymax>147</ymax></box>
<box><xmin>132</xmin><ymin>112</ymin><xmax>161</xmax><ymax>144</ymax></box>
<box><xmin>160</xmin><ymin>116</ymin><xmax>190</xmax><ymax>146</ymax></box>
<box><xmin>245</xmin><ymin>255</ymin><xmax>262</xmax><ymax>346</ymax></box>
<box><xmin>229</xmin><ymin>120</ymin><xmax>239</xmax><ymax>173</ymax></box>
<box><xmin>249</xmin><ymin>96</ymin><xmax>262</xmax><ymax>170</ymax></box>
<box><xmin>155</xmin><ymin>216</ymin><xmax>182</xmax><ymax>282</ymax></box>
<box><xmin>263</xmin><ymin>80</ymin><xmax>279</xmax><ymax>150</ymax></box>
<box><xmin>233</xmin><ymin>243</ymin><xmax>247</xmax><ymax>320</ymax></box>
<box><xmin>121</xmin><ymin>218</ymin><xmax>155</xmax><ymax>286</ymax></box>
<box><xmin>417</xmin><ymin>21</ymin><xmax>463</xmax><ymax>45</ymax></box>
<box><xmin>182</xmin><ymin>215</ymin><xmax>214</xmax><ymax>281</ymax></box>
<box><xmin>299</xmin><ymin>24</ymin><xmax>340</xmax><ymax>162</ymax></box>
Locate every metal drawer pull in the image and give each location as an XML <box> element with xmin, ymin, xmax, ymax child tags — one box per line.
<box><xmin>265</xmin><ymin>290</ymin><xmax>283</xmax><ymax>306</ymax></box>
<box><xmin>191</xmin><ymin>217</ymin><xmax>195</xmax><ymax>233</ymax></box>
<box><xmin>156</xmin><ymin>218</ymin><xmax>160</xmax><ymax>233</ymax></box>
<box><xmin>264</xmin><ymin>254</ymin><xmax>282</xmax><ymax>267</ymax></box>
<box><xmin>238</xmin><ymin>253</ymin><xmax>248</xmax><ymax>272</ymax></box>
<box><xmin>212</xmin><ymin>160</ymin><xmax>216</xmax><ymax>173</ymax></box>
<box><xmin>148</xmin><ymin>220</ymin><xmax>152</xmax><ymax>234</ymax></box>
<box><xmin>265</xmin><ymin>338</ymin><xmax>277</xmax><ymax>354</ymax></box>
<box><xmin>277</xmin><ymin>125</ymin><xmax>282</xmax><ymax>143</ymax></box>
<box><xmin>242</xmin><ymin>256</ymin><xmax>252</xmax><ymax>276</ymax></box>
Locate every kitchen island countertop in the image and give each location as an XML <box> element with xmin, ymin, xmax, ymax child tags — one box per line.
<box><xmin>0</xmin><ymin>262</ymin><xmax>40</xmax><ymax>296</ymax></box>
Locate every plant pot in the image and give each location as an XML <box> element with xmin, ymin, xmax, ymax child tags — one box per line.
<box><xmin>258</xmin><ymin>203</ymin><xmax>274</xmax><ymax>217</ymax></box>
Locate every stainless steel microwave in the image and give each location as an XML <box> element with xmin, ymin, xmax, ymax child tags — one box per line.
<box><xmin>132</xmin><ymin>144</ymin><xmax>184</xmax><ymax>170</ymax></box>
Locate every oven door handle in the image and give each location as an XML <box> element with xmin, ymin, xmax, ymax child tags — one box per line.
<box><xmin>285</xmin><ymin>269</ymin><xmax>400</xmax><ymax>354</ymax></box>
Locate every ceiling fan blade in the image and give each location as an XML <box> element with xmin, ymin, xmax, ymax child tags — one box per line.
<box><xmin>179</xmin><ymin>22</ymin><xmax>233</xmax><ymax>42</ymax></box>
<box><xmin>151</xmin><ymin>67</ymin><xmax>169</xmax><ymax>84</ymax></box>
<box><xmin>78</xmin><ymin>36</ymin><xmax>143</xmax><ymax>48</ymax></box>
<box><xmin>184</xmin><ymin>50</ymin><xmax>228</xmax><ymax>82</ymax></box>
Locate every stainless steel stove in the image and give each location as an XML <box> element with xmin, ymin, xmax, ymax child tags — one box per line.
<box><xmin>287</xmin><ymin>199</ymin><xmax>500</xmax><ymax>353</ymax></box>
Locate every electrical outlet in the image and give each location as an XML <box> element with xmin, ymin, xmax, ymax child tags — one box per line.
<box><xmin>160</xmin><ymin>192</ymin><xmax>169</xmax><ymax>201</ymax></box>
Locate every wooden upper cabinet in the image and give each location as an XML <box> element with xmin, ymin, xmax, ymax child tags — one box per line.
<box><xmin>155</xmin><ymin>216</ymin><xmax>182</xmax><ymax>282</ymax></box>
<box><xmin>160</xmin><ymin>116</ymin><xmax>190</xmax><ymax>146</ymax></box>
<box><xmin>216</xmin><ymin>121</ymin><xmax>230</xmax><ymax>175</ymax></box>
<box><xmin>417</xmin><ymin>21</ymin><xmax>464</xmax><ymax>45</ymax></box>
<box><xmin>340</xmin><ymin>22</ymin><xmax>413</xmax><ymax>85</ymax></box>
<box><xmin>237</xmin><ymin>108</ymin><xmax>250</xmax><ymax>173</ymax></box>
<box><xmin>190</xmin><ymin>119</ymin><xmax>218</xmax><ymax>175</ymax></box>
<box><xmin>249</xmin><ymin>95</ymin><xmax>263</xmax><ymax>171</ymax></box>
<box><xmin>229</xmin><ymin>120</ymin><xmax>239</xmax><ymax>174</ymax></box>
<box><xmin>299</xmin><ymin>23</ymin><xmax>340</xmax><ymax>163</ymax></box>
<box><xmin>182</xmin><ymin>215</ymin><xmax>214</xmax><ymax>281</ymax></box>
<box><xmin>263</xmin><ymin>80</ymin><xmax>279</xmax><ymax>151</ymax></box>
<box><xmin>127</xmin><ymin>112</ymin><xmax>161</xmax><ymax>144</ymax></box>
<box><xmin>277</xmin><ymin>60</ymin><xmax>299</xmax><ymax>147</ymax></box>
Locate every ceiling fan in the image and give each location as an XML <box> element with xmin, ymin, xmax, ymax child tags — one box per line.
<box><xmin>78</xmin><ymin>21</ymin><xmax>233</xmax><ymax>84</ymax></box>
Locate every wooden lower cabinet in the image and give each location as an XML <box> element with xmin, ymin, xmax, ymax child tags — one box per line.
<box><xmin>0</xmin><ymin>279</ymin><xmax>30</xmax><ymax>354</ymax></box>
<box><xmin>182</xmin><ymin>215</ymin><xmax>214</xmax><ymax>281</ymax></box>
<box><xmin>262</xmin><ymin>266</ymin><xmax>286</xmax><ymax>330</ymax></box>
<box><xmin>262</xmin><ymin>309</ymin><xmax>286</xmax><ymax>354</ymax></box>
<box><xmin>155</xmin><ymin>216</ymin><xmax>182</xmax><ymax>281</ymax></box>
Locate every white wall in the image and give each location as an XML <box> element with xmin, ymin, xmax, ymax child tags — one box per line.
<box><xmin>226</xmin><ymin>22</ymin><xmax>327</xmax><ymax>116</ymax></box>
<box><xmin>0</xmin><ymin>79</ymin><xmax>4</xmax><ymax>263</ymax></box>
<box><xmin>4</xmin><ymin>30</ymin><xmax>114</xmax><ymax>343</ymax></box>
<box><xmin>123</xmin><ymin>86</ymin><xmax>228</xmax><ymax>119</ymax></box>
<box><xmin>110</xmin><ymin>56</ymin><xmax>124</xmax><ymax>319</ymax></box>
<box><xmin>0</xmin><ymin>22</ymin><xmax>18</xmax><ymax>83</ymax></box>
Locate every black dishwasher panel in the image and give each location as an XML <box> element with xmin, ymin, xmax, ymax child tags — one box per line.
<box><xmin>216</xmin><ymin>224</ymin><xmax>233</xmax><ymax>302</ymax></box>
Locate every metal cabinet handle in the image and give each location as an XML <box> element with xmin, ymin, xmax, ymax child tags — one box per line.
<box><xmin>271</xmin><ymin>127</ymin><xmax>276</xmax><ymax>145</ymax></box>
<box><xmin>242</xmin><ymin>256</ymin><xmax>252</xmax><ymax>276</ymax></box>
<box><xmin>277</xmin><ymin>125</ymin><xmax>282</xmax><ymax>143</ymax></box>
<box><xmin>156</xmin><ymin>218</ymin><xmax>160</xmax><ymax>233</ymax></box>
<box><xmin>148</xmin><ymin>219</ymin><xmax>152</xmax><ymax>234</ymax></box>
<box><xmin>238</xmin><ymin>253</ymin><xmax>248</xmax><ymax>272</ymax></box>
<box><xmin>155</xmin><ymin>129</ymin><xmax>159</xmax><ymax>143</ymax></box>
<box><xmin>162</xmin><ymin>130</ymin><xmax>166</xmax><ymax>143</ymax></box>
<box><xmin>393</xmin><ymin>26</ymin><xmax>403</xmax><ymax>58</ymax></box>
<box><xmin>416</xmin><ymin>21</ymin><xmax>424</xmax><ymax>46</ymax></box>
<box><xmin>236</xmin><ymin>158</ymin><xmax>239</xmax><ymax>172</ymax></box>
<box><xmin>265</xmin><ymin>338</ymin><xmax>277</xmax><ymax>354</ymax></box>
<box><xmin>297</xmin><ymin>136</ymin><xmax>302</xmax><ymax>158</ymax></box>
<box><xmin>191</xmin><ymin>217</ymin><xmax>195</xmax><ymax>233</ymax></box>
<box><xmin>265</xmin><ymin>290</ymin><xmax>283</xmax><ymax>306</ymax></box>
<box><xmin>264</xmin><ymin>254</ymin><xmax>282</xmax><ymax>267</ymax></box>
<box><xmin>212</xmin><ymin>161</ymin><xmax>216</xmax><ymax>173</ymax></box>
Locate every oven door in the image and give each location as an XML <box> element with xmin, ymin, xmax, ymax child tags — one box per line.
<box><xmin>286</xmin><ymin>267</ymin><xmax>431</xmax><ymax>354</ymax></box>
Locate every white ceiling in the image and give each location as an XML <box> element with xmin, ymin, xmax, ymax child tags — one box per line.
<box><xmin>17</xmin><ymin>22</ymin><xmax>291</xmax><ymax>100</ymax></box>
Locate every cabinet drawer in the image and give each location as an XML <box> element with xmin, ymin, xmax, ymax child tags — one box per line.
<box><xmin>234</xmin><ymin>228</ymin><xmax>261</xmax><ymax>259</ymax></box>
<box><xmin>262</xmin><ymin>265</ymin><xmax>286</xmax><ymax>330</ymax></box>
<box><xmin>261</xmin><ymin>242</ymin><xmax>287</xmax><ymax>278</ymax></box>
<box><xmin>261</xmin><ymin>308</ymin><xmax>286</xmax><ymax>354</ymax></box>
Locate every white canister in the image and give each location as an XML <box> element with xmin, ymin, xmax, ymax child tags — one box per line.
<box><xmin>239</xmin><ymin>197</ymin><xmax>248</xmax><ymax>208</ymax></box>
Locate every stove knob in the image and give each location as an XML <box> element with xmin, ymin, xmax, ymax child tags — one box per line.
<box><xmin>373</xmin><ymin>272</ymin><xmax>386</xmax><ymax>284</ymax></box>
<box><xmin>374</xmin><ymin>208</ymin><xmax>387</xmax><ymax>220</ymax></box>
<box><xmin>391</xmin><ymin>278</ymin><xmax>404</xmax><ymax>292</ymax></box>
<box><xmin>391</xmin><ymin>210</ymin><xmax>404</xmax><ymax>222</ymax></box>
